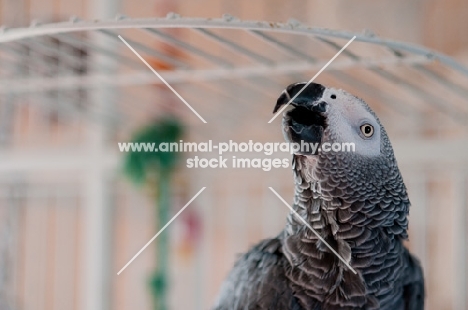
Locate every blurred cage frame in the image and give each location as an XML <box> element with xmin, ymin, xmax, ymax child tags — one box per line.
<box><xmin>0</xmin><ymin>13</ymin><xmax>467</xmax><ymax>310</ymax></box>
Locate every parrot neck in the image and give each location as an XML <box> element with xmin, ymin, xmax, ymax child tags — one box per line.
<box><xmin>281</xmin><ymin>159</ymin><xmax>410</xmax><ymax>309</ymax></box>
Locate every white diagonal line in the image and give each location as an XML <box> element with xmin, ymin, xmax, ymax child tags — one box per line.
<box><xmin>268</xmin><ymin>187</ymin><xmax>357</xmax><ymax>274</ymax></box>
<box><xmin>117</xmin><ymin>187</ymin><xmax>206</xmax><ymax>275</ymax></box>
<box><xmin>118</xmin><ymin>35</ymin><xmax>207</xmax><ymax>123</ymax></box>
<box><xmin>268</xmin><ymin>36</ymin><xmax>356</xmax><ymax>123</ymax></box>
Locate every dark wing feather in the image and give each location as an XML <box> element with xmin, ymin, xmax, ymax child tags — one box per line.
<box><xmin>403</xmin><ymin>250</ymin><xmax>425</xmax><ymax>310</ymax></box>
<box><xmin>213</xmin><ymin>237</ymin><xmax>305</xmax><ymax>310</ymax></box>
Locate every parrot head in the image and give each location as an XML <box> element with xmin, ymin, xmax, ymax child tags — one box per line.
<box><xmin>275</xmin><ymin>82</ymin><xmax>402</xmax><ymax>200</ymax></box>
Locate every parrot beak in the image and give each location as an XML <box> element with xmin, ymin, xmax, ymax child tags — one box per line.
<box><xmin>275</xmin><ymin>83</ymin><xmax>328</xmax><ymax>155</ymax></box>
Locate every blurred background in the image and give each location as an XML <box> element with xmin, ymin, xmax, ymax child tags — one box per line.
<box><xmin>0</xmin><ymin>0</ymin><xmax>467</xmax><ymax>310</ymax></box>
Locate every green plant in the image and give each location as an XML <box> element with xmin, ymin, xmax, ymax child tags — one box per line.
<box><xmin>123</xmin><ymin>117</ymin><xmax>184</xmax><ymax>310</ymax></box>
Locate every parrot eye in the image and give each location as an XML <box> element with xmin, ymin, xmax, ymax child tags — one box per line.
<box><xmin>360</xmin><ymin>124</ymin><xmax>374</xmax><ymax>137</ymax></box>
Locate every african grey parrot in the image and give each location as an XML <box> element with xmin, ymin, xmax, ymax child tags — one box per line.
<box><xmin>213</xmin><ymin>82</ymin><xmax>424</xmax><ymax>310</ymax></box>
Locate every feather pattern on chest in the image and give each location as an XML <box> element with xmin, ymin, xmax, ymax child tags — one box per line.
<box><xmin>282</xmin><ymin>156</ymin><xmax>410</xmax><ymax>310</ymax></box>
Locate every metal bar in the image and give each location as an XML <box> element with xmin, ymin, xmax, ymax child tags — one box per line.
<box><xmin>99</xmin><ymin>29</ymin><xmax>189</xmax><ymax>69</ymax></box>
<box><xmin>53</xmin><ymin>33</ymin><xmax>143</xmax><ymax>69</ymax></box>
<box><xmin>0</xmin><ymin>56</ymin><xmax>431</xmax><ymax>93</ymax></box>
<box><xmin>0</xmin><ymin>46</ymin><xmax>20</xmax><ymax>73</ymax></box>
<box><xmin>452</xmin><ymin>172</ymin><xmax>467</xmax><ymax>310</ymax></box>
<box><xmin>244</xmin><ymin>31</ymin><xmax>415</xmax><ymax>117</ymax></box>
<box><xmin>251</xmin><ymin>75</ymin><xmax>287</xmax><ymax>94</ymax></box>
<box><xmin>2</xmin><ymin>40</ymin><xmax>122</xmax><ymax>128</ymax></box>
<box><xmin>0</xmin><ymin>184</ymin><xmax>80</xmax><ymax>199</ymax></box>
<box><xmin>291</xmin><ymin>64</ymin><xmax>416</xmax><ymax>117</ymax></box>
<box><xmin>236</xmin><ymin>77</ymin><xmax>281</xmax><ymax>100</ymax></box>
<box><xmin>3</xmin><ymin>38</ymin><xmax>119</xmax><ymax>82</ymax></box>
<box><xmin>186</xmin><ymin>79</ymin><xmax>269</xmax><ymax>134</ymax></box>
<box><xmin>81</xmin><ymin>3</ymin><xmax>119</xmax><ymax>310</ymax></box>
<box><xmin>371</xmin><ymin>68</ymin><xmax>468</xmax><ymax>123</ymax></box>
<box><xmin>0</xmin><ymin>43</ymin><xmax>17</xmax><ymax>147</ymax></box>
<box><xmin>0</xmin><ymin>77</ymin><xmax>150</xmax><ymax>132</ymax></box>
<box><xmin>17</xmin><ymin>38</ymin><xmax>84</xmax><ymax>70</ymax></box>
<box><xmin>375</xmin><ymin>44</ymin><xmax>468</xmax><ymax>102</ymax></box>
<box><xmin>3</xmin><ymin>43</ymin><xmax>49</xmax><ymax>77</ymax></box>
<box><xmin>2</xmin><ymin>40</ymin><xmax>124</xmax><ymax>130</ymax></box>
<box><xmin>412</xmin><ymin>65</ymin><xmax>468</xmax><ymax>101</ymax></box>
<box><xmin>0</xmin><ymin>17</ymin><xmax>466</xmax><ymax>76</ymax></box>
<box><xmin>316</xmin><ymin>36</ymin><xmax>468</xmax><ymax>124</ymax></box>
<box><xmin>207</xmin><ymin>28</ymin><xmax>315</xmax><ymax>100</ymax></box>
<box><xmin>382</xmin><ymin>45</ymin><xmax>468</xmax><ymax>104</ymax></box>
<box><xmin>143</xmin><ymin>28</ymin><xmax>233</xmax><ymax>68</ymax></box>
<box><xmin>248</xmin><ymin>30</ymin><xmax>316</xmax><ymax>62</ymax></box>
<box><xmin>363</xmin><ymin>38</ymin><xmax>468</xmax><ymax>114</ymax></box>
<box><xmin>195</xmin><ymin>28</ymin><xmax>274</xmax><ymax>65</ymax></box>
